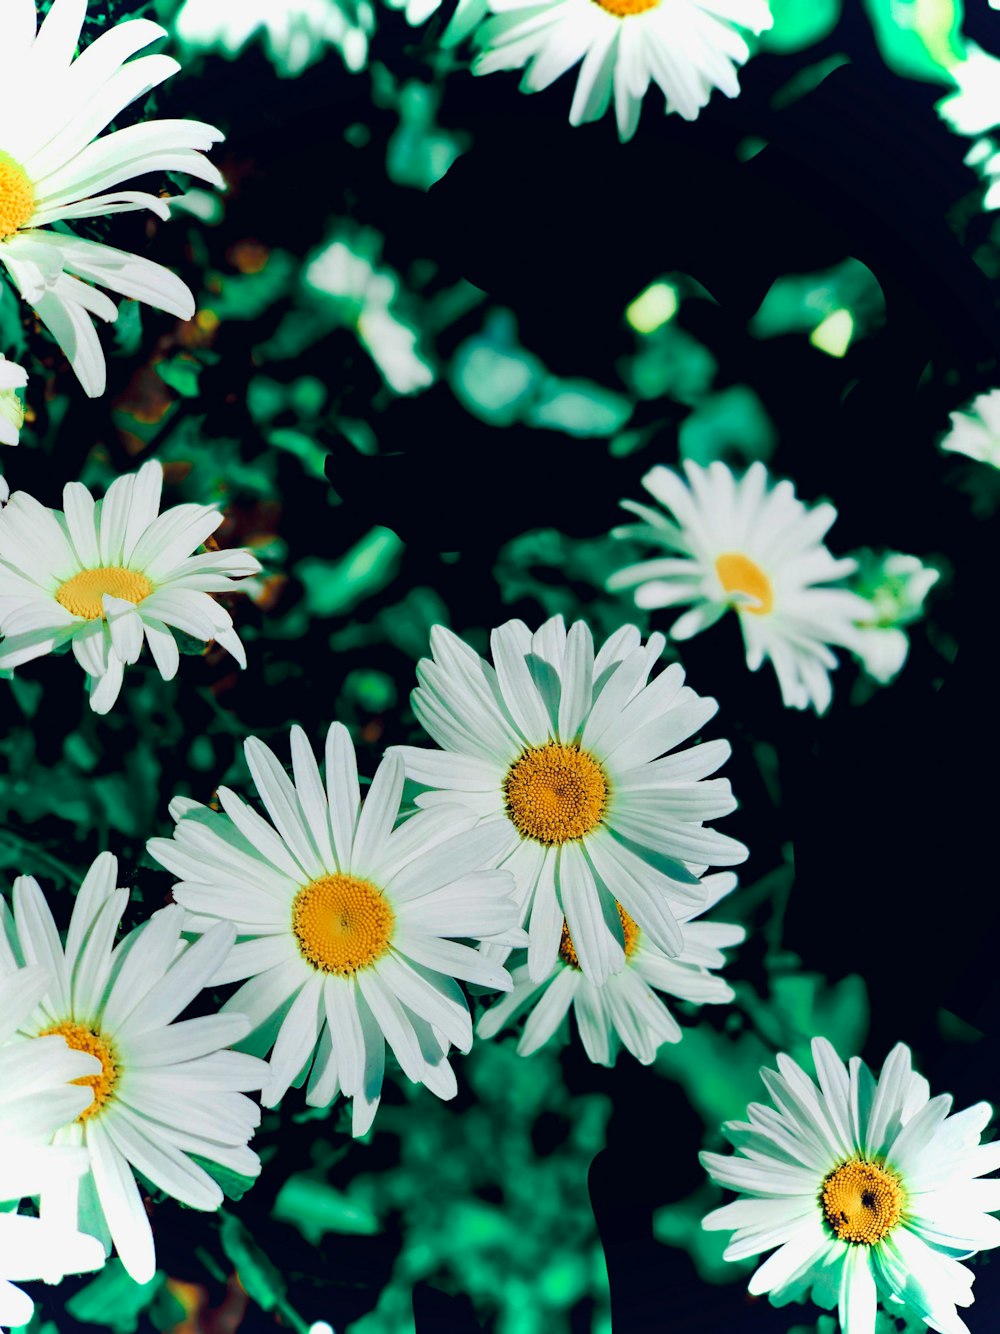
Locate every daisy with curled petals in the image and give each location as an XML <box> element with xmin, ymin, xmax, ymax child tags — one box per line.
<box><xmin>0</xmin><ymin>458</ymin><xmax>261</xmax><ymax>714</ymax></box>
<box><xmin>702</xmin><ymin>1038</ymin><xmax>1000</xmax><ymax>1334</ymax></box>
<box><xmin>0</xmin><ymin>356</ymin><xmax>28</xmax><ymax>447</ymax></box>
<box><xmin>473</xmin><ymin>0</ymin><xmax>773</xmax><ymax>142</ymax></box>
<box><xmin>0</xmin><ymin>853</ymin><xmax>267</xmax><ymax>1284</ymax></box>
<box><xmin>1</xmin><ymin>966</ymin><xmax>106</xmax><ymax>1331</ymax></box>
<box><xmin>609</xmin><ymin>462</ymin><xmax>870</xmax><ymax>714</ymax></box>
<box><xmin>390</xmin><ymin>617</ymin><xmax>747</xmax><ymax>989</ymax></box>
<box><xmin>478</xmin><ymin>871</ymin><xmax>742</xmax><ymax>1066</ymax></box>
<box><xmin>147</xmin><ymin>723</ymin><xmax>526</xmax><ymax>1137</ymax></box>
<box><xmin>0</xmin><ymin>0</ymin><xmax>225</xmax><ymax>398</ymax></box>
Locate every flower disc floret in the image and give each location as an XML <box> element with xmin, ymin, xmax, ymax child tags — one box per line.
<box><xmin>36</xmin><ymin>1022</ymin><xmax>118</xmax><ymax>1121</ymax></box>
<box><xmin>0</xmin><ymin>153</ymin><xmax>34</xmax><ymax>240</ymax></box>
<box><xmin>504</xmin><ymin>743</ymin><xmax>608</xmax><ymax>845</ymax></box>
<box><xmin>56</xmin><ymin>568</ymin><xmax>153</xmax><ymax>621</ymax></box>
<box><xmin>822</xmin><ymin>1159</ymin><xmax>904</xmax><ymax>1246</ymax></box>
<box><xmin>594</xmin><ymin>0</ymin><xmax>661</xmax><ymax>14</ymax></box>
<box><xmin>292</xmin><ymin>874</ymin><xmax>394</xmax><ymax>975</ymax></box>
<box><xmin>559</xmin><ymin>902</ymin><xmax>640</xmax><ymax>969</ymax></box>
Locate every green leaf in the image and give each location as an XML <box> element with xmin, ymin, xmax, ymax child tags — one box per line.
<box><xmin>273</xmin><ymin>1174</ymin><xmax>382</xmax><ymax>1243</ymax></box>
<box><xmin>64</xmin><ymin>1261</ymin><xmax>162</xmax><ymax>1333</ymax></box>
<box><xmin>862</xmin><ymin>0</ymin><xmax>965</xmax><ymax>83</ymax></box>
<box><xmin>761</xmin><ymin>0</ymin><xmax>841</xmax><ymax>52</ymax></box>
<box><xmin>191</xmin><ymin>1154</ymin><xmax>259</xmax><ymax>1203</ymax></box>
<box><xmin>219</xmin><ymin>1214</ymin><xmax>286</xmax><ymax>1313</ymax></box>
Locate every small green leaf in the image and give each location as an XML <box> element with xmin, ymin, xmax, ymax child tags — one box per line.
<box><xmin>64</xmin><ymin>1261</ymin><xmax>162</xmax><ymax>1333</ymax></box>
<box><xmin>219</xmin><ymin>1214</ymin><xmax>286</xmax><ymax>1313</ymax></box>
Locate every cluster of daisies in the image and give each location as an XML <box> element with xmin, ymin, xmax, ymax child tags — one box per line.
<box><xmin>6</xmin><ymin>612</ymin><xmax>1000</xmax><ymax>1334</ymax></box>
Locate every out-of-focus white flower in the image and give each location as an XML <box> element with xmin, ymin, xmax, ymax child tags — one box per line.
<box><xmin>940</xmin><ymin>387</ymin><xmax>1000</xmax><ymax>467</ymax></box>
<box><xmin>304</xmin><ymin>230</ymin><xmax>434</xmax><ymax>395</ymax></box>
<box><xmin>0</xmin><ymin>356</ymin><xmax>27</xmax><ymax>447</ymax></box>
<box><xmin>846</xmin><ymin>552</ymin><xmax>939</xmax><ymax>686</ymax></box>
<box><xmin>177</xmin><ymin>0</ymin><xmax>374</xmax><ymax>77</ymax></box>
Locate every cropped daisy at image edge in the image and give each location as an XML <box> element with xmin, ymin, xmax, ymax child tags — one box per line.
<box><xmin>0</xmin><ymin>458</ymin><xmax>261</xmax><ymax>713</ymax></box>
<box><xmin>0</xmin><ymin>0</ymin><xmax>225</xmax><ymax>397</ymax></box>
<box><xmin>702</xmin><ymin>1037</ymin><xmax>1000</xmax><ymax>1334</ymax></box>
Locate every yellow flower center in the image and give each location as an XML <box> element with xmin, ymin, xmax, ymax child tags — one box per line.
<box><xmin>55</xmin><ymin>567</ymin><xmax>153</xmax><ymax>621</ymax></box>
<box><xmin>38</xmin><ymin>1022</ymin><xmax>119</xmax><ymax>1123</ymax></box>
<box><xmin>291</xmin><ymin>874</ymin><xmax>395</xmax><ymax>975</ymax></box>
<box><xmin>821</xmin><ymin>1160</ymin><xmax>904</xmax><ymax>1245</ymax></box>
<box><xmin>504</xmin><ymin>743</ymin><xmax>608</xmax><ymax>846</ymax></box>
<box><xmin>715</xmin><ymin>552</ymin><xmax>774</xmax><ymax>616</ymax></box>
<box><xmin>593</xmin><ymin>0</ymin><xmax>661</xmax><ymax>14</ymax></box>
<box><xmin>0</xmin><ymin>152</ymin><xmax>35</xmax><ymax>240</ymax></box>
<box><xmin>559</xmin><ymin>901</ymin><xmax>641</xmax><ymax>969</ymax></box>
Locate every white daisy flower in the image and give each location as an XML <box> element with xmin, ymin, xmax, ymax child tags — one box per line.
<box><xmin>940</xmin><ymin>388</ymin><xmax>1000</xmax><ymax>468</ymax></box>
<box><xmin>0</xmin><ymin>853</ymin><xmax>267</xmax><ymax>1285</ymax></box>
<box><xmin>0</xmin><ymin>0</ymin><xmax>225</xmax><ymax>398</ymax></box>
<box><xmin>608</xmin><ymin>462</ymin><xmax>870</xmax><ymax>714</ymax></box>
<box><xmin>847</xmin><ymin>551</ymin><xmax>940</xmax><ymax>686</ymax></box>
<box><xmin>472</xmin><ymin>0</ymin><xmax>773</xmax><ymax>142</ymax></box>
<box><xmin>147</xmin><ymin>723</ymin><xmax>526</xmax><ymax>1137</ymax></box>
<box><xmin>478</xmin><ymin>871</ymin><xmax>743</xmax><ymax>1065</ymax></box>
<box><xmin>702</xmin><ymin>1038</ymin><xmax>1000</xmax><ymax>1334</ymax></box>
<box><xmin>0</xmin><ymin>458</ymin><xmax>261</xmax><ymax>714</ymax></box>
<box><xmin>0</xmin><ymin>356</ymin><xmax>28</xmax><ymax>447</ymax></box>
<box><xmin>390</xmin><ymin>617</ymin><xmax>747</xmax><ymax>989</ymax></box>
<box><xmin>176</xmin><ymin>0</ymin><xmax>374</xmax><ymax>78</ymax></box>
<box><xmin>1</xmin><ymin>965</ymin><xmax>106</xmax><ymax>1331</ymax></box>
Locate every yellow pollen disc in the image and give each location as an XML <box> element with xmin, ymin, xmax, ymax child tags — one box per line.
<box><xmin>593</xmin><ymin>0</ymin><xmax>661</xmax><ymax>14</ymax></box>
<box><xmin>822</xmin><ymin>1160</ymin><xmax>904</xmax><ymax>1245</ymax></box>
<box><xmin>38</xmin><ymin>1022</ymin><xmax>119</xmax><ymax>1122</ymax></box>
<box><xmin>291</xmin><ymin>874</ymin><xmax>394</xmax><ymax>975</ymax></box>
<box><xmin>504</xmin><ymin>743</ymin><xmax>609</xmax><ymax>846</ymax></box>
<box><xmin>560</xmin><ymin>901</ymin><xmax>640</xmax><ymax>970</ymax></box>
<box><xmin>55</xmin><ymin>566</ymin><xmax>154</xmax><ymax>621</ymax></box>
<box><xmin>715</xmin><ymin>552</ymin><xmax>774</xmax><ymax>616</ymax></box>
<box><xmin>0</xmin><ymin>152</ymin><xmax>34</xmax><ymax>240</ymax></box>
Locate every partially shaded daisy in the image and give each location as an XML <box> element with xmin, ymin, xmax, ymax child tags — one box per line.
<box><xmin>609</xmin><ymin>462</ymin><xmax>869</xmax><ymax>714</ymax></box>
<box><xmin>0</xmin><ymin>356</ymin><xmax>27</xmax><ymax>446</ymax></box>
<box><xmin>0</xmin><ymin>853</ymin><xmax>266</xmax><ymax>1284</ymax></box>
<box><xmin>478</xmin><ymin>872</ymin><xmax>742</xmax><ymax>1065</ymax></box>
<box><xmin>0</xmin><ymin>0</ymin><xmax>225</xmax><ymax>397</ymax></box>
<box><xmin>147</xmin><ymin>723</ymin><xmax>525</xmax><ymax>1136</ymax></box>
<box><xmin>940</xmin><ymin>388</ymin><xmax>1000</xmax><ymax>468</ymax></box>
<box><xmin>473</xmin><ymin>0</ymin><xmax>773</xmax><ymax>142</ymax></box>
<box><xmin>0</xmin><ymin>458</ymin><xmax>261</xmax><ymax>714</ymax></box>
<box><xmin>1</xmin><ymin>965</ymin><xmax>106</xmax><ymax>1329</ymax></box>
<box><xmin>702</xmin><ymin>1038</ymin><xmax>1000</xmax><ymax>1334</ymax></box>
<box><xmin>390</xmin><ymin>617</ymin><xmax>747</xmax><ymax>988</ymax></box>
<box><xmin>847</xmin><ymin>550</ymin><xmax>939</xmax><ymax>686</ymax></box>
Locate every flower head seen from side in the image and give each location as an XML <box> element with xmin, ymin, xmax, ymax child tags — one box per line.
<box><xmin>0</xmin><ymin>356</ymin><xmax>27</xmax><ymax>446</ymax></box>
<box><xmin>701</xmin><ymin>1038</ymin><xmax>1000</xmax><ymax>1334</ymax></box>
<box><xmin>846</xmin><ymin>550</ymin><xmax>940</xmax><ymax>686</ymax></box>
<box><xmin>0</xmin><ymin>458</ymin><xmax>261</xmax><ymax>714</ymax></box>
<box><xmin>0</xmin><ymin>853</ymin><xmax>267</xmax><ymax>1285</ymax></box>
<box><xmin>147</xmin><ymin>723</ymin><xmax>526</xmax><ymax>1137</ymax></box>
<box><xmin>608</xmin><ymin>462</ymin><xmax>870</xmax><ymax>714</ymax></box>
<box><xmin>0</xmin><ymin>965</ymin><xmax>106</xmax><ymax>1330</ymax></box>
<box><xmin>472</xmin><ymin>0</ymin><xmax>773</xmax><ymax>142</ymax></box>
<box><xmin>390</xmin><ymin>617</ymin><xmax>747</xmax><ymax>989</ymax></box>
<box><xmin>0</xmin><ymin>0</ymin><xmax>225</xmax><ymax>397</ymax></box>
<box><xmin>940</xmin><ymin>388</ymin><xmax>1000</xmax><ymax>468</ymax></box>
<box><xmin>478</xmin><ymin>872</ymin><xmax>743</xmax><ymax>1066</ymax></box>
